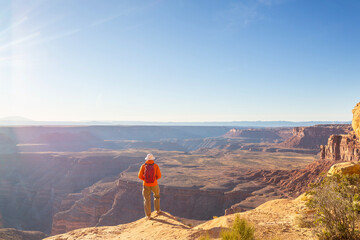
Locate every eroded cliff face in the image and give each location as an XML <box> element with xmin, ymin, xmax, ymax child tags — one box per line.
<box><xmin>280</xmin><ymin>125</ymin><xmax>351</xmax><ymax>149</ymax></box>
<box><xmin>320</xmin><ymin>133</ymin><xmax>360</xmax><ymax>161</ymax></box>
<box><xmin>51</xmin><ymin>178</ymin><xmax>252</xmax><ymax>235</ymax></box>
<box><xmin>223</xmin><ymin>128</ymin><xmax>287</xmax><ymax>143</ymax></box>
<box><xmin>0</xmin><ymin>153</ymin><xmax>141</xmax><ymax>234</ymax></box>
<box><xmin>353</xmin><ymin>102</ymin><xmax>360</xmax><ymax>139</ymax></box>
<box><xmin>318</xmin><ymin>102</ymin><xmax>360</xmax><ymax>161</ymax></box>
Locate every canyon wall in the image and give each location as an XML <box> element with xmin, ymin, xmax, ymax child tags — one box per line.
<box><xmin>280</xmin><ymin>124</ymin><xmax>351</xmax><ymax>149</ymax></box>
<box><xmin>318</xmin><ymin>102</ymin><xmax>360</xmax><ymax>162</ymax></box>
<box><xmin>0</xmin><ymin>153</ymin><xmax>141</xmax><ymax>234</ymax></box>
<box><xmin>223</xmin><ymin>128</ymin><xmax>288</xmax><ymax>143</ymax></box>
<box><xmin>241</xmin><ymin>103</ymin><xmax>360</xmax><ymax>201</ymax></box>
<box><xmin>51</xmin><ymin>178</ymin><xmax>252</xmax><ymax>235</ymax></box>
<box><xmin>320</xmin><ymin>133</ymin><xmax>360</xmax><ymax>161</ymax></box>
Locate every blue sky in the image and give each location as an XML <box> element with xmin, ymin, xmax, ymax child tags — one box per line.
<box><xmin>0</xmin><ymin>0</ymin><xmax>359</xmax><ymax>122</ymax></box>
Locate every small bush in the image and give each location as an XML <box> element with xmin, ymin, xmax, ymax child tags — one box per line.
<box><xmin>306</xmin><ymin>174</ymin><xmax>360</xmax><ymax>240</ymax></box>
<box><xmin>198</xmin><ymin>233</ymin><xmax>210</xmax><ymax>240</ymax></box>
<box><xmin>294</xmin><ymin>211</ymin><xmax>315</xmax><ymax>228</ymax></box>
<box><xmin>221</xmin><ymin>215</ymin><xmax>255</xmax><ymax>240</ymax></box>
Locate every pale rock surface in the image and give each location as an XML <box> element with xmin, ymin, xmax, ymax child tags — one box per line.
<box><xmin>353</xmin><ymin>102</ymin><xmax>360</xmax><ymax>140</ymax></box>
<box><xmin>327</xmin><ymin>161</ymin><xmax>360</xmax><ymax>176</ymax></box>
<box><xmin>0</xmin><ymin>228</ymin><xmax>47</xmax><ymax>240</ymax></box>
<box><xmin>45</xmin><ymin>197</ymin><xmax>315</xmax><ymax>240</ymax></box>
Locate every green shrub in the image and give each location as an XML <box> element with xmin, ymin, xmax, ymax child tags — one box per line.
<box><xmin>198</xmin><ymin>233</ymin><xmax>210</xmax><ymax>240</ymax></box>
<box><xmin>306</xmin><ymin>174</ymin><xmax>360</xmax><ymax>240</ymax></box>
<box><xmin>294</xmin><ymin>211</ymin><xmax>315</xmax><ymax>228</ymax></box>
<box><xmin>221</xmin><ymin>215</ymin><xmax>255</xmax><ymax>240</ymax></box>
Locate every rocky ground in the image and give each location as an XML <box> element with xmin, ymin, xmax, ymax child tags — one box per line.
<box><xmin>0</xmin><ymin>228</ymin><xmax>47</xmax><ymax>240</ymax></box>
<box><xmin>45</xmin><ymin>195</ymin><xmax>315</xmax><ymax>240</ymax></box>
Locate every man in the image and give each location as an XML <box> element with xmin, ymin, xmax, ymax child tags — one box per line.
<box><xmin>138</xmin><ymin>153</ymin><xmax>162</xmax><ymax>219</ymax></box>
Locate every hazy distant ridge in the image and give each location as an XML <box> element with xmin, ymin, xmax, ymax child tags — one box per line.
<box><xmin>0</xmin><ymin>117</ymin><xmax>351</xmax><ymax>127</ymax></box>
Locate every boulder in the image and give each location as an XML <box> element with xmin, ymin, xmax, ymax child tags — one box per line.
<box><xmin>353</xmin><ymin>102</ymin><xmax>360</xmax><ymax>140</ymax></box>
<box><xmin>327</xmin><ymin>162</ymin><xmax>360</xmax><ymax>176</ymax></box>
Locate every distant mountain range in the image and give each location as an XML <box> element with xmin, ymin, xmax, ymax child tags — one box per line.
<box><xmin>0</xmin><ymin>116</ymin><xmax>351</xmax><ymax>127</ymax></box>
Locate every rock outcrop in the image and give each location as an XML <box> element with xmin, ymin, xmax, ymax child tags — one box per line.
<box><xmin>319</xmin><ymin>102</ymin><xmax>360</xmax><ymax>162</ymax></box>
<box><xmin>353</xmin><ymin>102</ymin><xmax>360</xmax><ymax>139</ymax></box>
<box><xmin>320</xmin><ymin>133</ymin><xmax>360</xmax><ymax>161</ymax></box>
<box><xmin>280</xmin><ymin>124</ymin><xmax>352</xmax><ymax>149</ymax></box>
<box><xmin>327</xmin><ymin>162</ymin><xmax>360</xmax><ymax>176</ymax></box>
<box><xmin>0</xmin><ymin>228</ymin><xmax>47</xmax><ymax>240</ymax></box>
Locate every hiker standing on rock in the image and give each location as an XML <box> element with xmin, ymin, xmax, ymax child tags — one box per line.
<box><xmin>138</xmin><ymin>153</ymin><xmax>162</xmax><ymax>219</ymax></box>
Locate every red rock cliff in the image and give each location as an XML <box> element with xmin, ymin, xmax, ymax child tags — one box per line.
<box><xmin>280</xmin><ymin>124</ymin><xmax>351</xmax><ymax>149</ymax></box>
<box><xmin>319</xmin><ymin>102</ymin><xmax>360</xmax><ymax>161</ymax></box>
<box><xmin>320</xmin><ymin>133</ymin><xmax>360</xmax><ymax>161</ymax></box>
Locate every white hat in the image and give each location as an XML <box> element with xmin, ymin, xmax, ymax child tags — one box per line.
<box><xmin>145</xmin><ymin>153</ymin><xmax>155</xmax><ymax>161</ymax></box>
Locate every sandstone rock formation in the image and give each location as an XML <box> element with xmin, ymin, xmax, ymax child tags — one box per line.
<box><xmin>223</xmin><ymin>128</ymin><xmax>288</xmax><ymax>143</ymax></box>
<box><xmin>280</xmin><ymin>124</ymin><xmax>351</xmax><ymax>150</ymax></box>
<box><xmin>353</xmin><ymin>102</ymin><xmax>360</xmax><ymax>139</ymax></box>
<box><xmin>320</xmin><ymin>133</ymin><xmax>360</xmax><ymax>161</ymax></box>
<box><xmin>327</xmin><ymin>161</ymin><xmax>360</xmax><ymax>176</ymax></box>
<box><xmin>319</xmin><ymin>103</ymin><xmax>360</xmax><ymax>161</ymax></box>
<box><xmin>0</xmin><ymin>228</ymin><xmax>47</xmax><ymax>240</ymax></box>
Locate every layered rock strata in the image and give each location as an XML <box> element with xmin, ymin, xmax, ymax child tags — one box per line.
<box><xmin>51</xmin><ymin>178</ymin><xmax>252</xmax><ymax>235</ymax></box>
<box><xmin>319</xmin><ymin>102</ymin><xmax>360</xmax><ymax>162</ymax></box>
<box><xmin>280</xmin><ymin>124</ymin><xmax>351</xmax><ymax>149</ymax></box>
<box><xmin>0</xmin><ymin>153</ymin><xmax>141</xmax><ymax>234</ymax></box>
<box><xmin>224</xmin><ymin>128</ymin><xmax>285</xmax><ymax>142</ymax></box>
<box><xmin>320</xmin><ymin>133</ymin><xmax>360</xmax><ymax>161</ymax></box>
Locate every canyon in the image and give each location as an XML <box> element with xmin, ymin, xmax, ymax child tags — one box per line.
<box><xmin>0</xmin><ymin>122</ymin><xmax>354</xmax><ymax>237</ymax></box>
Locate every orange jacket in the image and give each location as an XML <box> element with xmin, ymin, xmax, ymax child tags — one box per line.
<box><xmin>138</xmin><ymin>160</ymin><xmax>161</xmax><ymax>186</ymax></box>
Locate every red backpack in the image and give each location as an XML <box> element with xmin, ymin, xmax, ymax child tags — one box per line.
<box><xmin>144</xmin><ymin>163</ymin><xmax>156</xmax><ymax>183</ymax></box>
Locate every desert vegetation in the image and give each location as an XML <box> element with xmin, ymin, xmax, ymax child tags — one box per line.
<box><xmin>198</xmin><ymin>214</ymin><xmax>255</xmax><ymax>240</ymax></box>
<box><xmin>221</xmin><ymin>215</ymin><xmax>255</xmax><ymax>240</ymax></box>
<box><xmin>306</xmin><ymin>174</ymin><xmax>360</xmax><ymax>240</ymax></box>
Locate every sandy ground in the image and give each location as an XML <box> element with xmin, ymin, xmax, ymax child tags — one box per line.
<box><xmin>45</xmin><ymin>195</ymin><xmax>316</xmax><ymax>240</ymax></box>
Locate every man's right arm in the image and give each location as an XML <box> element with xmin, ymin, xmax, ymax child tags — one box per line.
<box><xmin>138</xmin><ymin>164</ymin><xmax>145</xmax><ymax>180</ymax></box>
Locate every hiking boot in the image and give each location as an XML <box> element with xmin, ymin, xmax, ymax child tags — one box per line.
<box><xmin>146</xmin><ymin>216</ymin><xmax>152</xmax><ymax>220</ymax></box>
<box><xmin>156</xmin><ymin>210</ymin><xmax>162</xmax><ymax>215</ymax></box>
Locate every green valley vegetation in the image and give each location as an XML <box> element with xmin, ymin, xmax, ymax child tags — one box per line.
<box><xmin>306</xmin><ymin>174</ymin><xmax>360</xmax><ymax>240</ymax></box>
